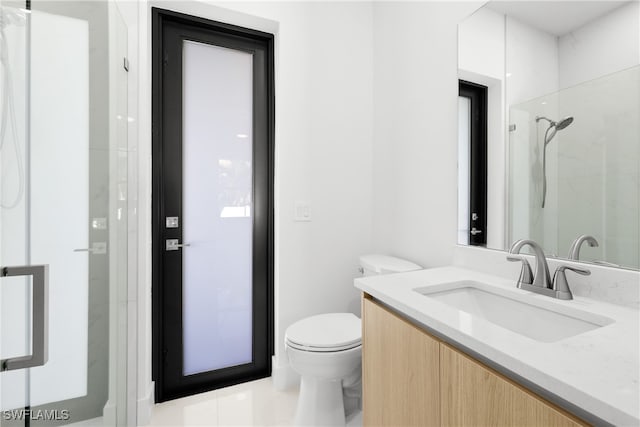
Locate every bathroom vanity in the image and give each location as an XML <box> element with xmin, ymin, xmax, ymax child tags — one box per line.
<box><xmin>356</xmin><ymin>267</ymin><xmax>640</xmax><ymax>426</ymax></box>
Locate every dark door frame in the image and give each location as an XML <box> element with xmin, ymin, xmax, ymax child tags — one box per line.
<box><xmin>151</xmin><ymin>8</ymin><xmax>275</xmax><ymax>402</ymax></box>
<box><xmin>459</xmin><ymin>80</ymin><xmax>488</xmax><ymax>247</ymax></box>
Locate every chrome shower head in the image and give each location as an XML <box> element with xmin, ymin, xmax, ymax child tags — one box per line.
<box><xmin>555</xmin><ymin>116</ymin><xmax>574</xmax><ymax>130</ymax></box>
<box><xmin>536</xmin><ymin>115</ymin><xmax>574</xmax><ymax>146</ymax></box>
<box><xmin>535</xmin><ymin>116</ymin><xmax>574</xmax><ymax>130</ymax></box>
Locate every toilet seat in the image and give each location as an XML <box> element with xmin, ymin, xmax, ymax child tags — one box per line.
<box><xmin>286</xmin><ymin>339</ymin><xmax>361</xmax><ymax>353</ymax></box>
<box><xmin>285</xmin><ymin>313</ymin><xmax>361</xmax><ymax>353</ymax></box>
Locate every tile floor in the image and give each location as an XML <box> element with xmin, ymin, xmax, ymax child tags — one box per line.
<box><xmin>147</xmin><ymin>377</ymin><xmax>363</xmax><ymax>426</ymax></box>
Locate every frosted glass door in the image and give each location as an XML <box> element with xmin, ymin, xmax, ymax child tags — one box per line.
<box><xmin>155</xmin><ymin>11</ymin><xmax>272</xmax><ymax>400</ymax></box>
<box><xmin>182</xmin><ymin>41</ymin><xmax>254</xmax><ymax>376</ymax></box>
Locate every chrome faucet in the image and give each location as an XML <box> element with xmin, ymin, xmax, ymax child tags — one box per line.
<box><xmin>508</xmin><ymin>239</ymin><xmax>552</xmax><ymax>289</ymax></box>
<box><xmin>506</xmin><ymin>239</ymin><xmax>583</xmax><ymax>300</ymax></box>
<box><xmin>568</xmin><ymin>235</ymin><xmax>599</xmax><ymax>260</ymax></box>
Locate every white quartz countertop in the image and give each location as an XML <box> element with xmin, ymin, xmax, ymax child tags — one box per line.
<box><xmin>354</xmin><ymin>266</ymin><xmax>640</xmax><ymax>426</ymax></box>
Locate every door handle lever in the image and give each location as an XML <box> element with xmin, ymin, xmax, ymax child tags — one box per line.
<box><xmin>470</xmin><ymin>227</ymin><xmax>483</xmax><ymax>235</ymax></box>
<box><xmin>73</xmin><ymin>242</ymin><xmax>107</xmax><ymax>254</ymax></box>
<box><xmin>166</xmin><ymin>239</ymin><xmax>191</xmax><ymax>251</ymax></box>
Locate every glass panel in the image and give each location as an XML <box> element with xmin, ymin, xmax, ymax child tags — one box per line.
<box><xmin>182</xmin><ymin>40</ymin><xmax>253</xmax><ymax>376</ymax></box>
<box><xmin>509</xmin><ymin>65</ymin><xmax>640</xmax><ymax>268</ymax></box>
<box><xmin>0</xmin><ymin>0</ymin><xmax>30</xmax><ymax>415</ymax></box>
<box><xmin>30</xmin><ymin>6</ymin><xmax>89</xmax><ymax>406</ymax></box>
<box><xmin>1</xmin><ymin>1</ymin><xmax>130</xmax><ymax>424</ymax></box>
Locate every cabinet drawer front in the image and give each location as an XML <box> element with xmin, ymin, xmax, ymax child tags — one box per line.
<box><xmin>363</xmin><ymin>297</ymin><xmax>441</xmax><ymax>426</ymax></box>
<box><xmin>440</xmin><ymin>343</ymin><xmax>587</xmax><ymax>427</ymax></box>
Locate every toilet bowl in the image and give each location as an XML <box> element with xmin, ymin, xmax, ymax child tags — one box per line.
<box><xmin>285</xmin><ymin>255</ymin><xmax>421</xmax><ymax>426</ymax></box>
<box><xmin>286</xmin><ymin>313</ymin><xmax>361</xmax><ymax>426</ymax></box>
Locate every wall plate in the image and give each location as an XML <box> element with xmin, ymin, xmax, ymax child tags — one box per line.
<box><xmin>294</xmin><ymin>202</ymin><xmax>311</xmax><ymax>222</ymax></box>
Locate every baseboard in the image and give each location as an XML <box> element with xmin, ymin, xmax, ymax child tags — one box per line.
<box><xmin>136</xmin><ymin>381</ymin><xmax>155</xmax><ymax>426</ymax></box>
<box><xmin>271</xmin><ymin>355</ymin><xmax>299</xmax><ymax>391</ymax></box>
<box><xmin>102</xmin><ymin>400</ymin><xmax>116</xmax><ymax>426</ymax></box>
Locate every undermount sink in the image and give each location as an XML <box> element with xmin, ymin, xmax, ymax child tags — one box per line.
<box><xmin>415</xmin><ymin>281</ymin><xmax>614</xmax><ymax>342</ymax></box>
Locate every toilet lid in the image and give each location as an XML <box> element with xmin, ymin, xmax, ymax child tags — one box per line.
<box><xmin>285</xmin><ymin>313</ymin><xmax>361</xmax><ymax>352</ymax></box>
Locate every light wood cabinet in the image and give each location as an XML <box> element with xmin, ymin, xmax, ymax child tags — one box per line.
<box><xmin>362</xmin><ymin>297</ymin><xmax>440</xmax><ymax>426</ymax></box>
<box><xmin>362</xmin><ymin>295</ymin><xmax>588</xmax><ymax>427</ymax></box>
<box><xmin>440</xmin><ymin>343</ymin><xmax>585</xmax><ymax>427</ymax></box>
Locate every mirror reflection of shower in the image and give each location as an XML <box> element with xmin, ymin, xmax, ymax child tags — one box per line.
<box><xmin>536</xmin><ymin>115</ymin><xmax>574</xmax><ymax>208</ymax></box>
<box><xmin>0</xmin><ymin>5</ymin><xmax>27</xmax><ymax>209</ymax></box>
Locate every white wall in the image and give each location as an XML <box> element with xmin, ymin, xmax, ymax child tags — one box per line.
<box><xmin>505</xmin><ymin>16</ymin><xmax>559</xmax><ymax>106</ymax></box>
<box><xmin>458</xmin><ymin>7</ymin><xmax>504</xmax><ymax>81</ymax></box>
<box><xmin>371</xmin><ymin>1</ymin><xmax>482</xmax><ymax>268</ymax></box>
<box><xmin>559</xmin><ymin>1</ymin><xmax>640</xmax><ymax>89</ymax></box>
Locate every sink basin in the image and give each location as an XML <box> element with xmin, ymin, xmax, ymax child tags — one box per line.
<box><xmin>415</xmin><ymin>281</ymin><xmax>614</xmax><ymax>342</ymax></box>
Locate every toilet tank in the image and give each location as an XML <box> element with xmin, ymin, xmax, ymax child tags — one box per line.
<box><xmin>359</xmin><ymin>254</ymin><xmax>421</xmax><ymax>277</ymax></box>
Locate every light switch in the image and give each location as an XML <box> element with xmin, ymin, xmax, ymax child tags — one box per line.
<box><xmin>294</xmin><ymin>201</ymin><xmax>311</xmax><ymax>222</ymax></box>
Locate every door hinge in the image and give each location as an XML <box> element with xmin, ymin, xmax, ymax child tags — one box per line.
<box><xmin>162</xmin><ymin>348</ymin><xmax>168</xmax><ymax>364</ymax></box>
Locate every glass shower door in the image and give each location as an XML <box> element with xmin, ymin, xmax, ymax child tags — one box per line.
<box><xmin>0</xmin><ymin>0</ymin><xmax>130</xmax><ymax>424</ymax></box>
<box><xmin>1</xmin><ymin>1</ymin><xmax>32</xmax><ymax>423</ymax></box>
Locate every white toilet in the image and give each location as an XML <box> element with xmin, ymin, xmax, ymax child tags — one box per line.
<box><xmin>285</xmin><ymin>254</ymin><xmax>422</xmax><ymax>426</ymax></box>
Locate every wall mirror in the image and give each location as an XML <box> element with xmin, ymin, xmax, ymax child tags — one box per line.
<box><xmin>457</xmin><ymin>0</ymin><xmax>640</xmax><ymax>270</ymax></box>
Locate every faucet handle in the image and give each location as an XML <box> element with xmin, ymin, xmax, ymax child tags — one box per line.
<box><xmin>552</xmin><ymin>265</ymin><xmax>590</xmax><ymax>300</ymax></box>
<box><xmin>507</xmin><ymin>256</ymin><xmax>533</xmax><ymax>287</ymax></box>
<box><xmin>556</xmin><ymin>265</ymin><xmax>591</xmax><ymax>276</ymax></box>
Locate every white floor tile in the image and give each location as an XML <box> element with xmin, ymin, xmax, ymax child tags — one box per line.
<box><xmin>148</xmin><ymin>389</ymin><xmax>218</xmax><ymax>426</ymax></box>
<box><xmin>146</xmin><ymin>377</ymin><xmax>308</xmax><ymax>427</ymax></box>
<box><xmin>217</xmin><ymin>378</ymin><xmax>299</xmax><ymax>426</ymax></box>
<box><xmin>66</xmin><ymin>417</ymin><xmax>103</xmax><ymax>426</ymax></box>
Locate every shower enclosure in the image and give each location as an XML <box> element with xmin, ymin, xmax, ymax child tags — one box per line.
<box><xmin>0</xmin><ymin>0</ymin><xmax>131</xmax><ymax>425</ymax></box>
<box><xmin>509</xmin><ymin>65</ymin><xmax>640</xmax><ymax>269</ymax></box>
